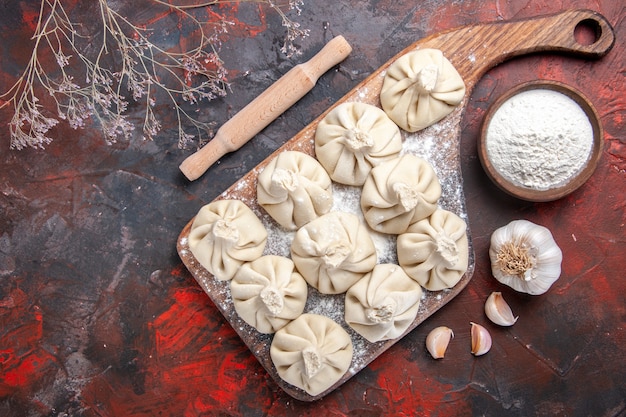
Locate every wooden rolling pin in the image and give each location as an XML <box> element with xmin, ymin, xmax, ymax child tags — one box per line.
<box><xmin>179</xmin><ymin>35</ymin><xmax>352</xmax><ymax>181</ymax></box>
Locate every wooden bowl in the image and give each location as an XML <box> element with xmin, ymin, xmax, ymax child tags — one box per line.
<box><xmin>478</xmin><ymin>80</ymin><xmax>603</xmax><ymax>202</ymax></box>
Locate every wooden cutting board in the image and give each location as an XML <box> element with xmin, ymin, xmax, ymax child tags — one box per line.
<box><xmin>177</xmin><ymin>9</ymin><xmax>614</xmax><ymax>401</ymax></box>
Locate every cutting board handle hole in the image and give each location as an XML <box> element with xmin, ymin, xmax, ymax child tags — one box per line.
<box><xmin>574</xmin><ymin>18</ymin><xmax>602</xmax><ymax>46</ymax></box>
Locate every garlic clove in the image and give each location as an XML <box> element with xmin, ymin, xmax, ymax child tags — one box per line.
<box><xmin>425</xmin><ymin>326</ymin><xmax>454</xmax><ymax>359</ymax></box>
<box><xmin>484</xmin><ymin>292</ymin><xmax>518</xmax><ymax>326</ymax></box>
<box><xmin>470</xmin><ymin>322</ymin><xmax>492</xmax><ymax>356</ymax></box>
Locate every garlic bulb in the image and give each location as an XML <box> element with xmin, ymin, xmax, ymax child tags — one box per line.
<box><xmin>425</xmin><ymin>326</ymin><xmax>454</xmax><ymax>359</ymax></box>
<box><xmin>484</xmin><ymin>292</ymin><xmax>518</xmax><ymax>326</ymax></box>
<box><xmin>489</xmin><ymin>220</ymin><xmax>562</xmax><ymax>295</ymax></box>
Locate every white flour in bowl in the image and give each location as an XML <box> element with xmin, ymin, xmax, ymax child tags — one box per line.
<box><xmin>485</xmin><ymin>88</ymin><xmax>594</xmax><ymax>191</ymax></box>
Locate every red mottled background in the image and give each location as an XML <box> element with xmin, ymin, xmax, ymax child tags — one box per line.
<box><xmin>1</xmin><ymin>0</ymin><xmax>624</xmax><ymax>416</ymax></box>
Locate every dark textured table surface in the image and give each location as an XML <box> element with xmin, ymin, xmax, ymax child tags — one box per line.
<box><xmin>1</xmin><ymin>1</ymin><xmax>624</xmax><ymax>416</ymax></box>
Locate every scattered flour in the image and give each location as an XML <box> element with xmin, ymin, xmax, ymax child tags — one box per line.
<box><xmin>185</xmin><ymin>85</ymin><xmax>473</xmax><ymax>399</ymax></box>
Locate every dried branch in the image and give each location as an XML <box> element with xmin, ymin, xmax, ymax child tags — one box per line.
<box><xmin>0</xmin><ymin>0</ymin><xmax>309</xmax><ymax>150</ymax></box>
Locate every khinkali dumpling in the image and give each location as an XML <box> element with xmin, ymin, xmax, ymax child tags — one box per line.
<box><xmin>315</xmin><ymin>102</ymin><xmax>402</xmax><ymax>186</ymax></box>
<box><xmin>270</xmin><ymin>313</ymin><xmax>353</xmax><ymax>396</ymax></box>
<box><xmin>188</xmin><ymin>200</ymin><xmax>267</xmax><ymax>281</ymax></box>
<box><xmin>345</xmin><ymin>264</ymin><xmax>423</xmax><ymax>343</ymax></box>
<box><xmin>360</xmin><ymin>154</ymin><xmax>441</xmax><ymax>235</ymax></box>
<box><xmin>231</xmin><ymin>255</ymin><xmax>308</xmax><ymax>334</ymax></box>
<box><xmin>397</xmin><ymin>208</ymin><xmax>469</xmax><ymax>291</ymax></box>
<box><xmin>257</xmin><ymin>150</ymin><xmax>333</xmax><ymax>231</ymax></box>
<box><xmin>291</xmin><ymin>211</ymin><xmax>377</xmax><ymax>294</ymax></box>
<box><xmin>380</xmin><ymin>48</ymin><xmax>466</xmax><ymax>132</ymax></box>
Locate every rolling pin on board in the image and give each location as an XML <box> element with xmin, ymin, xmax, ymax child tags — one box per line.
<box><xmin>179</xmin><ymin>35</ymin><xmax>353</xmax><ymax>181</ymax></box>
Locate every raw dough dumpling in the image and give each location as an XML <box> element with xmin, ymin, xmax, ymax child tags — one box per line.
<box><xmin>270</xmin><ymin>313</ymin><xmax>353</xmax><ymax>396</ymax></box>
<box><xmin>315</xmin><ymin>102</ymin><xmax>402</xmax><ymax>186</ymax></box>
<box><xmin>257</xmin><ymin>150</ymin><xmax>333</xmax><ymax>231</ymax></box>
<box><xmin>397</xmin><ymin>208</ymin><xmax>469</xmax><ymax>291</ymax></box>
<box><xmin>361</xmin><ymin>154</ymin><xmax>441</xmax><ymax>235</ymax></box>
<box><xmin>380</xmin><ymin>48</ymin><xmax>466</xmax><ymax>132</ymax></box>
<box><xmin>231</xmin><ymin>255</ymin><xmax>308</xmax><ymax>334</ymax></box>
<box><xmin>188</xmin><ymin>200</ymin><xmax>267</xmax><ymax>281</ymax></box>
<box><xmin>345</xmin><ymin>264</ymin><xmax>423</xmax><ymax>343</ymax></box>
<box><xmin>291</xmin><ymin>211</ymin><xmax>377</xmax><ymax>294</ymax></box>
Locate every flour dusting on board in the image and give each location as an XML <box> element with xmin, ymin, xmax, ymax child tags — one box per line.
<box><xmin>178</xmin><ymin>84</ymin><xmax>474</xmax><ymax>401</ymax></box>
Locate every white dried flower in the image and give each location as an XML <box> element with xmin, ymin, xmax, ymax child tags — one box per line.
<box><xmin>1</xmin><ymin>0</ymin><xmax>309</xmax><ymax>149</ymax></box>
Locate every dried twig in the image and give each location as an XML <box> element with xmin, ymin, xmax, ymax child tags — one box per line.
<box><xmin>0</xmin><ymin>0</ymin><xmax>309</xmax><ymax>150</ymax></box>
